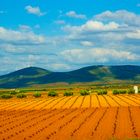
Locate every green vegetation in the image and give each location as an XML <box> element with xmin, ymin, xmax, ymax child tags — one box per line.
<box><xmin>113</xmin><ymin>90</ymin><xmax>120</xmax><ymax>95</ymax></box>
<box><xmin>1</xmin><ymin>94</ymin><xmax>13</xmax><ymax>99</ymax></box>
<box><xmin>48</xmin><ymin>91</ymin><xmax>58</xmax><ymax>97</ymax></box>
<box><xmin>113</xmin><ymin>89</ymin><xmax>127</xmax><ymax>95</ymax></box>
<box><xmin>17</xmin><ymin>93</ymin><xmax>27</xmax><ymax>98</ymax></box>
<box><xmin>33</xmin><ymin>92</ymin><xmax>41</xmax><ymax>98</ymax></box>
<box><xmin>1</xmin><ymin>66</ymin><xmax>140</xmax><ymax>88</ymax></box>
<box><xmin>127</xmin><ymin>89</ymin><xmax>135</xmax><ymax>94</ymax></box>
<box><xmin>10</xmin><ymin>90</ymin><xmax>17</xmax><ymax>95</ymax></box>
<box><xmin>119</xmin><ymin>90</ymin><xmax>127</xmax><ymax>94</ymax></box>
<box><xmin>64</xmin><ymin>91</ymin><xmax>73</xmax><ymax>96</ymax></box>
<box><xmin>97</xmin><ymin>90</ymin><xmax>108</xmax><ymax>95</ymax></box>
<box><xmin>80</xmin><ymin>90</ymin><xmax>90</xmax><ymax>96</ymax></box>
<box><xmin>18</xmin><ymin>90</ymin><xmax>26</xmax><ymax>93</ymax></box>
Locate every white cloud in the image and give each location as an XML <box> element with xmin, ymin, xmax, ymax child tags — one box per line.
<box><xmin>126</xmin><ymin>30</ymin><xmax>140</xmax><ymax>39</ymax></box>
<box><xmin>0</xmin><ymin>27</ymin><xmax>46</xmax><ymax>45</ymax></box>
<box><xmin>95</xmin><ymin>10</ymin><xmax>140</xmax><ymax>26</ymax></box>
<box><xmin>61</xmin><ymin>48</ymin><xmax>139</xmax><ymax>64</ymax></box>
<box><xmin>19</xmin><ymin>25</ymin><xmax>32</xmax><ymax>31</ymax></box>
<box><xmin>66</xmin><ymin>11</ymin><xmax>86</xmax><ymax>19</ymax></box>
<box><xmin>25</xmin><ymin>5</ymin><xmax>46</xmax><ymax>16</ymax></box>
<box><xmin>82</xmin><ymin>21</ymin><xmax>119</xmax><ymax>31</ymax></box>
<box><xmin>0</xmin><ymin>44</ymin><xmax>26</xmax><ymax>53</ymax></box>
<box><xmin>63</xmin><ymin>21</ymin><xmax>119</xmax><ymax>33</ymax></box>
<box><xmin>80</xmin><ymin>41</ymin><xmax>94</xmax><ymax>47</ymax></box>
<box><xmin>62</xmin><ymin>10</ymin><xmax>140</xmax><ymax>52</ymax></box>
<box><xmin>1</xmin><ymin>10</ymin><xmax>140</xmax><ymax>75</ymax></box>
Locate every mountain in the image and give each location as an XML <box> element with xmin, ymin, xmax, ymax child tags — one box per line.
<box><xmin>0</xmin><ymin>65</ymin><xmax>140</xmax><ymax>88</ymax></box>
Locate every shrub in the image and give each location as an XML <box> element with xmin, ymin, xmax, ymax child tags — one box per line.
<box><xmin>97</xmin><ymin>90</ymin><xmax>108</xmax><ymax>95</ymax></box>
<box><xmin>48</xmin><ymin>91</ymin><xmax>58</xmax><ymax>97</ymax></box>
<box><xmin>113</xmin><ymin>90</ymin><xmax>120</xmax><ymax>95</ymax></box>
<box><xmin>64</xmin><ymin>91</ymin><xmax>73</xmax><ymax>96</ymax></box>
<box><xmin>10</xmin><ymin>91</ymin><xmax>17</xmax><ymax>95</ymax></box>
<box><xmin>19</xmin><ymin>90</ymin><xmax>26</xmax><ymax>93</ymax></box>
<box><xmin>17</xmin><ymin>93</ymin><xmax>27</xmax><ymax>98</ymax></box>
<box><xmin>119</xmin><ymin>90</ymin><xmax>127</xmax><ymax>94</ymax></box>
<box><xmin>80</xmin><ymin>90</ymin><xmax>90</xmax><ymax>96</ymax></box>
<box><xmin>1</xmin><ymin>94</ymin><xmax>13</xmax><ymax>99</ymax></box>
<box><xmin>113</xmin><ymin>89</ymin><xmax>127</xmax><ymax>95</ymax></box>
<box><xmin>33</xmin><ymin>92</ymin><xmax>41</xmax><ymax>98</ymax></box>
<box><xmin>127</xmin><ymin>89</ymin><xmax>135</xmax><ymax>94</ymax></box>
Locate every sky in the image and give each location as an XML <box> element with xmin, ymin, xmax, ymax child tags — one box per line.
<box><xmin>0</xmin><ymin>0</ymin><xmax>140</xmax><ymax>75</ymax></box>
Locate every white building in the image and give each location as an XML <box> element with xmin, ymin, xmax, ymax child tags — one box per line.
<box><xmin>134</xmin><ymin>86</ymin><xmax>138</xmax><ymax>94</ymax></box>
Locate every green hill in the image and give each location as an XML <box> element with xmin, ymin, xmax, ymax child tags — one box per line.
<box><xmin>0</xmin><ymin>65</ymin><xmax>140</xmax><ymax>88</ymax></box>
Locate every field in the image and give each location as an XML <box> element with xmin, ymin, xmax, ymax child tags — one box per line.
<box><xmin>1</xmin><ymin>94</ymin><xmax>140</xmax><ymax>140</ymax></box>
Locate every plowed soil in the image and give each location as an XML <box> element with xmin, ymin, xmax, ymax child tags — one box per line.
<box><xmin>0</xmin><ymin>94</ymin><xmax>140</xmax><ymax>140</ymax></box>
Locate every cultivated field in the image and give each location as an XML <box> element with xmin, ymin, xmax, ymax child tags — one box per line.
<box><xmin>0</xmin><ymin>94</ymin><xmax>140</xmax><ymax>140</ymax></box>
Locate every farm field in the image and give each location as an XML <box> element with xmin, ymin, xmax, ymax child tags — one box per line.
<box><xmin>0</xmin><ymin>94</ymin><xmax>140</xmax><ymax>140</ymax></box>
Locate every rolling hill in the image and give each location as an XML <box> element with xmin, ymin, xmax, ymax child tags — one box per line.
<box><xmin>0</xmin><ymin>65</ymin><xmax>140</xmax><ymax>88</ymax></box>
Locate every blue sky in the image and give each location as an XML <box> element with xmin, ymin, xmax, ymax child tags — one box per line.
<box><xmin>0</xmin><ymin>0</ymin><xmax>140</xmax><ymax>75</ymax></box>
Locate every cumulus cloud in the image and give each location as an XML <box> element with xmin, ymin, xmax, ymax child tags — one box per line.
<box><xmin>126</xmin><ymin>30</ymin><xmax>140</xmax><ymax>39</ymax></box>
<box><xmin>61</xmin><ymin>10</ymin><xmax>140</xmax><ymax>67</ymax></box>
<box><xmin>80</xmin><ymin>41</ymin><xmax>94</xmax><ymax>47</ymax></box>
<box><xmin>63</xmin><ymin>21</ymin><xmax>120</xmax><ymax>33</ymax></box>
<box><xmin>95</xmin><ymin>10</ymin><xmax>140</xmax><ymax>26</ymax></box>
<box><xmin>0</xmin><ymin>27</ymin><xmax>46</xmax><ymax>45</ymax></box>
<box><xmin>1</xmin><ymin>10</ymin><xmax>140</xmax><ymax>75</ymax></box>
<box><xmin>0</xmin><ymin>26</ymin><xmax>72</xmax><ymax>74</ymax></box>
<box><xmin>61</xmin><ymin>48</ymin><xmax>139</xmax><ymax>65</ymax></box>
<box><xmin>66</xmin><ymin>11</ymin><xmax>86</xmax><ymax>19</ymax></box>
<box><xmin>25</xmin><ymin>5</ymin><xmax>46</xmax><ymax>16</ymax></box>
<box><xmin>63</xmin><ymin>10</ymin><xmax>140</xmax><ymax>50</ymax></box>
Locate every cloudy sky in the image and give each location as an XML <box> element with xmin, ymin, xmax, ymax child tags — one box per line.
<box><xmin>0</xmin><ymin>0</ymin><xmax>140</xmax><ymax>75</ymax></box>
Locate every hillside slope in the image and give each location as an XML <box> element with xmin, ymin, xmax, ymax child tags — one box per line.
<box><xmin>0</xmin><ymin>65</ymin><xmax>140</xmax><ymax>88</ymax></box>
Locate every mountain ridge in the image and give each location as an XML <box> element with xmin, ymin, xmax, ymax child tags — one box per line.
<box><xmin>0</xmin><ymin>65</ymin><xmax>140</xmax><ymax>88</ymax></box>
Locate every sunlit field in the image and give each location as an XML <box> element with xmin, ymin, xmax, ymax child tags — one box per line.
<box><xmin>0</xmin><ymin>88</ymin><xmax>140</xmax><ymax>140</ymax></box>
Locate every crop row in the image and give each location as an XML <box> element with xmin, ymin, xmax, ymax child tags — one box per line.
<box><xmin>1</xmin><ymin>107</ymin><xmax>140</xmax><ymax>140</ymax></box>
<box><xmin>1</xmin><ymin>95</ymin><xmax>140</xmax><ymax>111</ymax></box>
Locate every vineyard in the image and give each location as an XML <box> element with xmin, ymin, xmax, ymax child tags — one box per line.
<box><xmin>0</xmin><ymin>94</ymin><xmax>140</xmax><ymax>140</ymax></box>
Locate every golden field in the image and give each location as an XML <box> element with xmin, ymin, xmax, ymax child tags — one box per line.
<box><xmin>0</xmin><ymin>94</ymin><xmax>140</xmax><ymax>140</ymax></box>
